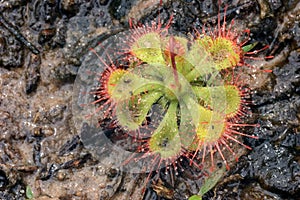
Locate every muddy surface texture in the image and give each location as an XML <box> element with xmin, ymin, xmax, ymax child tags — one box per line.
<box><xmin>0</xmin><ymin>0</ymin><xmax>300</xmax><ymax>199</ymax></box>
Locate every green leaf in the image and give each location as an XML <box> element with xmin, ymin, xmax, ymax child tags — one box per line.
<box><xmin>179</xmin><ymin>94</ymin><xmax>200</xmax><ymax>148</ymax></box>
<box><xmin>242</xmin><ymin>42</ymin><xmax>258</xmax><ymax>53</ymax></box>
<box><xmin>131</xmin><ymin>32</ymin><xmax>165</xmax><ymax>65</ymax></box>
<box><xmin>187</xmin><ymin>105</ymin><xmax>226</xmax><ymax>150</ymax></box>
<box><xmin>188</xmin><ymin>166</ymin><xmax>225</xmax><ymax>200</ymax></box>
<box><xmin>162</xmin><ymin>36</ymin><xmax>194</xmax><ymax>76</ymax></box>
<box><xmin>148</xmin><ymin>101</ymin><xmax>182</xmax><ymax>159</ymax></box>
<box><xmin>185</xmin><ymin>41</ymin><xmax>216</xmax><ymax>81</ymax></box>
<box><xmin>111</xmin><ymin>64</ymin><xmax>164</xmax><ymax>100</ymax></box>
<box><xmin>192</xmin><ymin>85</ymin><xmax>241</xmax><ymax>118</ymax></box>
<box><xmin>188</xmin><ymin>195</ymin><xmax>202</xmax><ymax>200</ymax></box>
<box><xmin>198</xmin><ymin>165</ymin><xmax>226</xmax><ymax>196</ymax></box>
<box><xmin>116</xmin><ymin>91</ymin><xmax>163</xmax><ymax>130</ymax></box>
<box><xmin>26</xmin><ymin>185</ymin><xmax>34</xmax><ymax>199</ymax></box>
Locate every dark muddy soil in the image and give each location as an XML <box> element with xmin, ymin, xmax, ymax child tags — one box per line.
<box><xmin>0</xmin><ymin>0</ymin><xmax>300</xmax><ymax>200</ymax></box>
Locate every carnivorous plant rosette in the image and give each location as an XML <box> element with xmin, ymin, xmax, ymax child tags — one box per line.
<box><xmin>72</xmin><ymin>1</ymin><xmax>271</xmax><ymax>195</ymax></box>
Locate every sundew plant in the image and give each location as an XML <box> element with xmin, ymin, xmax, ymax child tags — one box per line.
<box><xmin>72</xmin><ymin>0</ymin><xmax>272</xmax><ymax>197</ymax></box>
